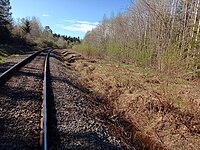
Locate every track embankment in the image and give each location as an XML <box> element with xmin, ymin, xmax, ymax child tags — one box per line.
<box><xmin>47</xmin><ymin>50</ymin><xmax>160</xmax><ymax>149</ymax></box>
<box><xmin>61</xmin><ymin>49</ymin><xmax>200</xmax><ymax>150</ymax></box>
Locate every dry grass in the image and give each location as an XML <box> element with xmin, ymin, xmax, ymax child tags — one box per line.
<box><xmin>62</xmin><ymin>49</ymin><xmax>200</xmax><ymax>150</ymax></box>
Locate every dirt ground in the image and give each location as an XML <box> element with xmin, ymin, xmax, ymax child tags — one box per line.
<box><xmin>61</xmin><ymin>49</ymin><xmax>200</xmax><ymax>150</ymax></box>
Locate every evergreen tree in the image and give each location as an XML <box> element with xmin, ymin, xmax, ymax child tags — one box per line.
<box><xmin>0</xmin><ymin>0</ymin><xmax>12</xmax><ymax>43</ymax></box>
<box><xmin>44</xmin><ymin>26</ymin><xmax>52</xmax><ymax>34</ymax></box>
<box><xmin>22</xmin><ymin>19</ymin><xmax>31</xmax><ymax>34</ymax></box>
<box><xmin>0</xmin><ymin>0</ymin><xmax>12</xmax><ymax>26</ymax></box>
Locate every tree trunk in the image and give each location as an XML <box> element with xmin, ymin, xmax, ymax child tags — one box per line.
<box><xmin>181</xmin><ymin>0</ymin><xmax>189</xmax><ymax>52</ymax></box>
<box><xmin>196</xmin><ymin>19</ymin><xmax>200</xmax><ymax>42</ymax></box>
<box><xmin>192</xmin><ymin>0</ymin><xmax>200</xmax><ymax>39</ymax></box>
<box><xmin>169</xmin><ymin>0</ymin><xmax>179</xmax><ymax>44</ymax></box>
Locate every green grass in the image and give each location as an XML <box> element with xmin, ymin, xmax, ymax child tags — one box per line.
<box><xmin>0</xmin><ymin>45</ymin><xmax>39</xmax><ymax>60</ymax></box>
<box><xmin>171</xmin><ymin>97</ymin><xmax>188</xmax><ymax>108</ymax></box>
<box><xmin>0</xmin><ymin>50</ymin><xmax>9</xmax><ymax>57</ymax></box>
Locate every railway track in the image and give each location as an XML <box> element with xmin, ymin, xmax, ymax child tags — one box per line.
<box><xmin>0</xmin><ymin>49</ymin><xmax>51</xmax><ymax>149</ymax></box>
<box><xmin>0</xmin><ymin>48</ymin><xmax>152</xmax><ymax>150</ymax></box>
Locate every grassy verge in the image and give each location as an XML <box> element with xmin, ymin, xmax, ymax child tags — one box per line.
<box><xmin>62</xmin><ymin>49</ymin><xmax>200</xmax><ymax>150</ymax></box>
<box><xmin>0</xmin><ymin>45</ymin><xmax>39</xmax><ymax>62</ymax></box>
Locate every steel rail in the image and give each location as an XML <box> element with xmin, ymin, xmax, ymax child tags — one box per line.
<box><xmin>41</xmin><ymin>50</ymin><xmax>51</xmax><ymax>150</ymax></box>
<box><xmin>0</xmin><ymin>49</ymin><xmax>45</xmax><ymax>85</ymax></box>
<box><xmin>0</xmin><ymin>48</ymin><xmax>52</xmax><ymax>149</ymax></box>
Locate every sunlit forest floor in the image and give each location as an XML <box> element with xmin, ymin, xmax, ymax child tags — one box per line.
<box><xmin>63</xmin><ymin>49</ymin><xmax>200</xmax><ymax>150</ymax></box>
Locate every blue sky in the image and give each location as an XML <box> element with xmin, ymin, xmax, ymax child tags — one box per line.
<box><xmin>10</xmin><ymin>0</ymin><xmax>132</xmax><ymax>39</ymax></box>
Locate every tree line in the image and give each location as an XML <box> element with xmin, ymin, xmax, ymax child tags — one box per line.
<box><xmin>0</xmin><ymin>0</ymin><xmax>81</xmax><ymax>48</ymax></box>
<box><xmin>74</xmin><ymin>0</ymin><xmax>200</xmax><ymax>74</ymax></box>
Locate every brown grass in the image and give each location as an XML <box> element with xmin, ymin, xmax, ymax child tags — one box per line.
<box><xmin>61</xmin><ymin>49</ymin><xmax>200</xmax><ymax>150</ymax></box>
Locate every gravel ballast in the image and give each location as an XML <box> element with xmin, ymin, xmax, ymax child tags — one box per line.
<box><xmin>0</xmin><ymin>52</ymin><xmax>36</xmax><ymax>75</ymax></box>
<box><xmin>0</xmin><ymin>49</ymin><xmax>145</xmax><ymax>149</ymax></box>
<box><xmin>48</xmin><ymin>50</ymin><xmax>131</xmax><ymax>149</ymax></box>
<box><xmin>0</xmin><ymin>53</ymin><xmax>45</xmax><ymax>149</ymax></box>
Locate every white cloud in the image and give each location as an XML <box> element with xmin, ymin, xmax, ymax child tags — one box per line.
<box><xmin>63</xmin><ymin>19</ymin><xmax>77</xmax><ymax>23</ymax></box>
<box><xmin>76</xmin><ymin>20</ymin><xmax>98</xmax><ymax>25</ymax></box>
<box><xmin>42</xmin><ymin>13</ymin><xmax>50</xmax><ymax>17</ymax></box>
<box><xmin>58</xmin><ymin>20</ymin><xmax>98</xmax><ymax>33</ymax></box>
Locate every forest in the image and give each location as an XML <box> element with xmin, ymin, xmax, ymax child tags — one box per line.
<box><xmin>1</xmin><ymin>0</ymin><xmax>200</xmax><ymax>149</ymax></box>
<box><xmin>0</xmin><ymin>0</ymin><xmax>80</xmax><ymax>48</ymax></box>
<box><xmin>74</xmin><ymin>0</ymin><xmax>200</xmax><ymax>74</ymax></box>
<box><xmin>1</xmin><ymin>0</ymin><xmax>200</xmax><ymax>73</ymax></box>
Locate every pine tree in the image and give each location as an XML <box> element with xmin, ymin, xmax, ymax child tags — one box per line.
<box><xmin>22</xmin><ymin>19</ymin><xmax>31</xmax><ymax>34</ymax></box>
<box><xmin>0</xmin><ymin>0</ymin><xmax>12</xmax><ymax>44</ymax></box>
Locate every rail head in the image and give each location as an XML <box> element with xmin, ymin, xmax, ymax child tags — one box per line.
<box><xmin>41</xmin><ymin>50</ymin><xmax>52</xmax><ymax>150</ymax></box>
